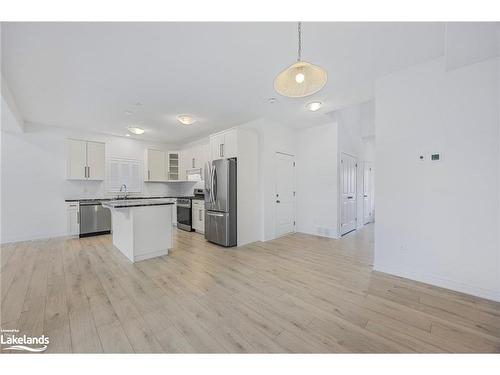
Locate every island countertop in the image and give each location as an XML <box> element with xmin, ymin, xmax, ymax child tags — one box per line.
<box><xmin>102</xmin><ymin>199</ymin><xmax>175</xmax><ymax>209</ymax></box>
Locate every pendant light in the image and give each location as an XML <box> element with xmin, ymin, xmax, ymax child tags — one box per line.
<box><xmin>274</xmin><ymin>22</ymin><xmax>327</xmax><ymax>98</ymax></box>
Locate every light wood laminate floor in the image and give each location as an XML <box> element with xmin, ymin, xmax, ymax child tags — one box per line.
<box><xmin>1</xmin><ymin>225</ymin><xmax>499</xmax><ymax>353</ymax></box>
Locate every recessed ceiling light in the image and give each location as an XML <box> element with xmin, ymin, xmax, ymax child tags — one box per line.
<box><xmin>177</xmin><ymin>115</ymin><xmax>196</xmax><ymax>125</ymax></box>
<box><xmin>127</xmin><ymin>126</ymin><xmax>145</xmax><ymax>135</ymax></box>
<box><xmin>306</xmin><ymin>101</ymin><xmax>322</xmax><ymax>112</ymax></box>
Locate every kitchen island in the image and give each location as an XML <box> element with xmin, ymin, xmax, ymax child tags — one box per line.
<box><xmin>102</xmin><ymin>199</ymin><xmax>174</xmax><ymax>262</ymax></box>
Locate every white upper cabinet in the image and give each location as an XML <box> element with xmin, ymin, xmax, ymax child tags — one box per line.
<box><xmin>66</xmin><ymin>139</ymin><xmax>105</xmax><ymax>180</ymax></box>
<box><xmin>144</xmin><ymin>149</ymin><xmax>167</xmax><ymax>181</ymax></box>
<box><xmin>210</xmin><ymin>128</ymin><xmax>237</xmax><ymax>160</ymax></box>
<box><xmin>178</xmin><ymin>144</ymin><xmax>209</xmax><ymax>180</ymax></box>
<box><xmin>167</xmin><ymin>152</ymin><xmax>180</xmax><ymax>181</ymax></box>
<box><xmin>179</xmin><ymin>150</ymin><xmax>189</xmax><ymax>180</ymax></box>
<box><xmin>196</xmin><ymin>144</ymin><xmax>209</xmax><ymax>169</ymax></box>
<box><xmin>86</xmin><ymin>141</ymin><xmax>105</xmax><ymax>180</ymax></box>
<box><xmin>67</xmin><ymin>139</ymin><xmax>87</xmax><ymax>179</ymax></box>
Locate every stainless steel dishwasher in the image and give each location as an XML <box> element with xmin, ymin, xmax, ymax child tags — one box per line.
<box><xmin>79</xmin><ymin>200</ymin><xmax>111</xmax><ymax>237</ymax></box>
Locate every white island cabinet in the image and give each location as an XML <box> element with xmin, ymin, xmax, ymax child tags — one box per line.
<box><xmin>102</xmin><ymin>199</ymin><xmax>174</xmax><ymax>262</ymax></box>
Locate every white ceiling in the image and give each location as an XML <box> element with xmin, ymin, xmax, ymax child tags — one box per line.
<box><xmin>1</xmin><ymin>22</ymin><xmax>446</xmax><ymax>143</ymax></box>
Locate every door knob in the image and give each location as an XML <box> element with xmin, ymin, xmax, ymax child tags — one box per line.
<box><xmin>276</xmin><ymin>200</ymin><xmax>281</xmax><ymax>203</ymax></box>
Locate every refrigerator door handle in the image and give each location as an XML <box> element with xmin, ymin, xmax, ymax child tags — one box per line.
<box><xmin>213</xmin><ymin>166</ymin><xmax>217</xmax><ymax>204</ymax></box>
<box><xmin>205</xmin><ymin>162</ymin><xmax>211</xmax><ymax>201</ymax></box>
<box><xmin>210</xmin><ymin>164</ymin><xmax>215</xmax><ymax>203</ymax></box>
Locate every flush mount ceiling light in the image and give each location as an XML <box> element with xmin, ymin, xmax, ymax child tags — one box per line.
<box><xmin>274</xmin><ymin>22</ymin><xmax>328</xmax><ymax>98</ymax></box>
<box><xmin>177</xmin><ymin>115</ymin><xmax>196</xmax><ymax>125</ymax></box>
<box><xmin>127</xmin><ymin>126</ymin><xmax>145</xmax><ymax>135</ymax></box>
<box><xmin>306</xmin><ymin>101</ymin><xmax>322</xmax><ymax>112</ymax></box>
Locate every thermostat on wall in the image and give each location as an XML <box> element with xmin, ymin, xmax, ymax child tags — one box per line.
<box><xmin>430</xmin><ymin>153</ymin><xmax>441</xmax><ymax>161</ymax></box>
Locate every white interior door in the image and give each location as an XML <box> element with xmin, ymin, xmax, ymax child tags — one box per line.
<box><xmin>363</xmin><ymin>161</ymin><xmax>374</xmax><ymax>224</ymax></box>
<box><xmin>340</xmin><ymin>153</ymin><xmax>357</xmax><ymax>235</ymax></box>
<box><xmin>275</xmin><ymin>152</ymin><xmax>295</xmax><ymax>237</ymax></box>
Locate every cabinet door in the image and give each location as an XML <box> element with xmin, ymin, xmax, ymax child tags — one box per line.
<box><xmin>167</xmin><ymin>152</ymin><xmax>179</xmax><ymax>180</ymax></box>
<box><xmin>147</xmin><ymin>149</ymin><xmax>166</xmax><ymax>181</ymax></box>
<box><xmin>198</xmin><ymin>143</ymin><xmax>209</xmax><ymax>174</ymax></box>
<box><xmin>189</xmin><ymin>147</ymin><xmax>197</xmax><ymax>169</ymax></box>
<box><xmin>67</xmin><ymin>205</ymin><xmax>80</xmax><ymax>236</ymax></box>
<box><xmin>222</xmin><ymin>129</ymin><xmax>237</xmax><ymax>158</ymax></box>
<box><xmin>210</xmin><ymin>134</ymin><xmax>224</xmax><ymax>161</ymax></box>
<box><xmin>192</xmin><ymin>206</ymin><xmax>200</xmax><ymax>231</ymax></box>
<box><xmin>172</xmin><ymin>200</ymin><xmax>177</xmax><ymax>226</ymax></box>
<box><xmin>179</xmin><ymin>149</ymin><xmax>190</xmax><ymax>180</ymax></box>
<box><xmin>66</xmin><ymin>139</ymin><xmax>87</xmax><ymax>180</ymax></box>
<box><xmin>198</xmin><ymin>207</ymin><xmax>205</xmax><ymax>234</ymax></box>
<box><xmin>86</xmin><ymin>141</ymin><xmax>105</xmax><ymax>180</ymax></box>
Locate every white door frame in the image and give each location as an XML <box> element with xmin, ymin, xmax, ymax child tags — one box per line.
<box><xmin>338</xmin><ymin>152</ymin><xmax>358</xmax><ymax>236</ymax></box>
<box><xmin>363</xmin><ymin>161</ymin><xmax>374</xmax><ymax>225</ymax></box>
<box><xmin>274</xmin><ymin>151</ymin><xmax>296</xmax><ymax>238</ymax></box>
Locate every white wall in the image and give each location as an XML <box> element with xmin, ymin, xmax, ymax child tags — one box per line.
<box><xmin>1</xmin><ymin>76</ymin><xmax>24</xmax><ymax>133</ymax></box>
<box><xmin>374</xmin><ymin>57</ymin><xmax>500</xmax><ymax>301</ymax></box>
<box><xmin>1</xmin><ymin>122</ymin><xmax>179</xmax><ymax>243</ymax></box>
<box><xmin>241</xmin><ymin>118</ymin><xmax>297</xmax><ymax>241</ymax></box>
<box><xmin>296</xmin><ymin>122</ymin><xmax>339</xmax><ymax>238</ymax></box>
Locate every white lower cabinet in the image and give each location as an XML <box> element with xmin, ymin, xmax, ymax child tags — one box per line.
<box><xmin>172</xmin><ymin>199</ymin><xmax>177</xmax><ymax>226</ymax></box>
<box><xmin>192</xmin><ymin>200</ymin><xmax>205</xmax><ymax>234</ymax></box>
<box><xmin>66</xmin><ymin>202</ymin><xmax>80</xmax><ymax>236</ymax></box>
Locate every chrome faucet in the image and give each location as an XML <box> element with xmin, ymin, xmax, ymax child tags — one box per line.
<box><xmin>119</xmin><ymin>184</ymin><xmax>128</xmax><ymax>200</ymax></box>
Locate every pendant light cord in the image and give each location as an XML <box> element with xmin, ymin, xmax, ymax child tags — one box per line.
<box><xmin>297</xmin><ymin>22</ymin><xmax>302</xmax><ymax>62</ymax></box>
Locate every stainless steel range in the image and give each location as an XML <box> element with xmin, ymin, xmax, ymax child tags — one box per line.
<box><xmin>176</xmin><ymin>197</ymin><xmax>193</xmax><ymax>232</ymax></box>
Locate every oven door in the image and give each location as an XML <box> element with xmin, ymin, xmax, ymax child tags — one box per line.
<box><xmin>176</xmin><ymin>203</ymin><xmax>192</xmax><ymax>231</ymax></box>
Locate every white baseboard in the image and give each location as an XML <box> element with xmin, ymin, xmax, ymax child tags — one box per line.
<box><xmin>373</xmin><ymin>263</ymin><xmax>500</xmax><ymax>303</ymax></box>
<box><xmin>1</xmin><ymin>232</ymin><xmax>69</xmax><ymax>245</ymax></box>
<box><xmin>295</xmin><ymin>227</ymin><xmax>340</xmax><ymax>240</ymax></box>
<box><xmin>134</xmin><ymin>249</ymin><xmax>169</xmax><ymax>262</ymax></box>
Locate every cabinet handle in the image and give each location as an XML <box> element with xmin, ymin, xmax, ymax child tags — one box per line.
<box><xmin>192</xmin><ymin>158</ymin><xmax>195</xmax><ymax>168</ymax></box>
<box><xmin>219</xmin><ymin>144</ymin><xmax>223</xmax><ymax>157</ymax></box>
<box><xmin>199</xmin><ymin>210</ymin><xmax>202</xmax><ymax>221</ymax></box>
<box><xmin>87</xmin><ymin>166</ymin><xmax>90</xmax><ymax>178</ymax></box>
<box><xmin>148</xmin><ymin>170</ymin><xmax>151</xmax><ymax>180</ymax></box>
<box><xmin>84</xmin><ymin>166</ymin><xmax>87</xmax><ymax>178</ymax></box>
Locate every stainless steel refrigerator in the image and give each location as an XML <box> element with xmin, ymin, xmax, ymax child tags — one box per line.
<box><xmin>204</xmin><ymin>158</ymin><xmax>237</xmax><ymax>247</ymax></box>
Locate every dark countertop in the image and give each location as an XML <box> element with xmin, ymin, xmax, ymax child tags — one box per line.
<box><xmin>102</xmin><ymin>199</ymin><xmax>175</xmax><ymax>209</ymax></box>
<box><xmin>65</xmin><ymin>196</ymin><xmax>194</xmax><ymax>202</ymax></box>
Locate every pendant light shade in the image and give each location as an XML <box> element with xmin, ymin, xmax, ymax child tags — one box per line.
<box><xmin>274</xmin><ymin>61</ymin><xmax>327</xmax><ymax>98</ymax></box>
<box><xmin>274</xmin><ymin>22</ymin><xmax>327</xmax><ymax>98</ymax></box>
